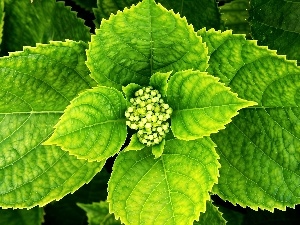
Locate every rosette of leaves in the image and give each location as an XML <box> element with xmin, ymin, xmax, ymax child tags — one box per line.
<box><xmin>0</xmin><ymin>0</ymin><xmax>300</xmax><ymax>225</ymax></box>
<box><xmin>44</xmin><ymin>0</ymin><xmax>255</xmax><ymax>224</ymax></box>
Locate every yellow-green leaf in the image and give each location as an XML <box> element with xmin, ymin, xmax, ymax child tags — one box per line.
<box><xmin>200</xmin><ymin>28</ymin><xmax>300</xmax><ymax>211</ymax></box>
<box><xmin>87</xmin><ymin>0</ymin><xmax>208</xmax><ymax>89</ymax></box>
<box><xmin>0</xmin><ymin>41</ymin><xmax>103</xmax><ymax>208</ymax></box>
<box><xmin>45</xmin><ymin>86</ymin><xmax>127</xmax><ymax>162</ymax></box>
<box><xmin>167</xmin><ymin>70</ymin><xmax>256</xmax><ymax>140</ymax></box>
<box><xmin>108</xmin><ymin>138</ymin><xmax>220</xmax><ymax>225</ymax></box>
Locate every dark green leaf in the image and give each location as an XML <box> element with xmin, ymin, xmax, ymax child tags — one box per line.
<box><xmin>0</xmin><ymin>0</ymin><xmax>4</xmax><ymax>45</ymax></box>
<box><xmin>249</xmin><ymin>0</ymin><xmax>300</xmax><ymax>65</ymax></box>
<box><xmin>2</xmin><ymin>0</ymin><xmax>90</xmax><ymax>54</ymax></box>
<box><xmin>220</xmin><ymin>0</ymin><xmax>250</xmax><ymax>36</ymax></box>
<box><xmin>94</xmin><ymin>0</ymin><xmax>221</xmax><ymax>30</ymax></box>
<box><xmin>218</xmin><ymin>205</ymin><xmax>244</xmax><ymax>225</ymax></box>
<box><xmin>0</xmin><ymin>207</ymin><xmax>44</xmax><ymax>225</ymax></box>
<box><xmin>78</xmin><ymin>201</ymin><xmax>122</xmax><ymax>225</ymax></box>
<box><xmin>194</xmin><ymin>201</ymin><xmax>226</xmax><ymax>225</ymax></box>
<box><xmin>44</xmin><ymin>169</ymin><xmax>110</xmax><ymax>225</ymax></box>
<box><xmin>242</xmin><ymin>207</ymin><xmax>300</xmax><ymax>225</ymax></box>
<box><xmin>72</xmin><ymin>0</ymin><xmax>97</xmax><ymax>12</ymax></box>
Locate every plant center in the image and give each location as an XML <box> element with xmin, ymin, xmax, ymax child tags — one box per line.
<box><xmin>125</xmin><ymin>86</ymin><xmax>173</xmax><ymax>146</ymax></box>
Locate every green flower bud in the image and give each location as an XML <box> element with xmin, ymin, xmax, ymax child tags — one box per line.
<box><xmin>125</xmin><ymin>86</ymin><xmax>173</xmax><ymax>146</ymax></box>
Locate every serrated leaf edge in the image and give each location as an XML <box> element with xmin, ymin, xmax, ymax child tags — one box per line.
<box><xmin>198</xmin><ymin>28</ymin><xmax>298</xmax><ymax>66</ymax></box>
<box><xmin>169</xmin><ymin>69</ymin><xmax>257</xmax><ymax>141</ymax></box>
<box><xmin>43</xmin><ymin>86</ymin><xmax>127</xmax><ymax>162</ymax></box>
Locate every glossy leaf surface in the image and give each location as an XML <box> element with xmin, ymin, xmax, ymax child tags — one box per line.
<box><xmin>0</xmin><ymin>41</ymin><xmax>103</xmax><ymax>208</ymax></box>
<box><xmin>87</xmin><ymin>0</ymin><xmax>208</xmax><ymax>89</ymax></box>
<box><xmin>199</xmin><ymin>28</ymin><xmax>300</xmax><ymax>210</ymax></box>
<box><xmin>108</xmin><ymin>138</ymin><xmax>220</xmax><ymax>225</ymax></box>
<box><xmin>167</xmin><ymin>70</ymin><xmax>256</xmax><ymax>140</ymax></box>
<box><xmin>45</xmin><ymin>87</ymin><xmax>127</xmax><ymax>162</ymax></box>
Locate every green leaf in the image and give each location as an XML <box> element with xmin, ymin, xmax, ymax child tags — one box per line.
<box><xmin>0</xmin><ymin>41</ymin><xmax>103</xmax><ymax>208</ymax></box>
<box><xmin>44</xmin><ymin>169</ymin><xmax>110</xmax><ymax>225</ymax></box>
<box><xmin>122</xmin><ymin>83</ymin><xmax>142</xmax><ymax>100</ymax></box>
<box><xmin>72</xmin><ymin>0</ymin><xmax>97</xmax><ymax>12</ymax></box>
<box><xmin>78</xmin><ymin>201</ymin><xmax>122</xmax><ymax>225</ymax></box>
<box><xmin>149</xmin><ymin>71</ymin><xmax>172</xmax><ymax>97</ymax></box>
<box><xmin>151</xmin><ymin>138</ymin><xmax>165</xmax><ymax>158</ymax></box>
<box><xmin>0</xmin><ymin>0</ymin><xmax>4</xmax><ymax>45</ymax></box>
<box><xmin>1</xmin><ymin>0</ymin><xmax>90</xmax><ymax>54</ymax></box>
<box><xmin>45</xmin><ymin>86</ymin><xmax>127</xmax><ymax>162</ymax></box>
<box><xmin>167</xmin><ymin>70</ymin><xmax>256</xmax><ymax>140</ymax></box>
<box><xmin>199</xmin><ymin>29</ymin><xmax>300</xmax><ymax>210</ymax></box>
<box><xmin>249</xmin><ymin>0</ymin><xmax>300</xmax><ymax>65</ymax></box>
<box><xmin>108</xmin><ymin>138</ymin><xmax>220</xmax><ymax>225</ymax></box>
<box><xmin>220</xmin><ymin>0</ymin><xmax>250</xmax><ymax>36</ymax></box>
<box><xmin>0</xmin><ymin>207</ymin><xmax>44</xmax><ymax>225</ymax></box>
<box><xmin>94</xmin><ymin>0</ymin><xmax>221</xmax><ymax>30</ymax></box>
<box><xmin>87</xmin><ymin>0</ymin><xmax>208</xmax><ymax>90</ymax></box>
<box><xmin>194</xmin><ymin>201</ymin><xmax>226</xmax><ymax>225</ymax></box>
<box><xmin>124</xmin><ymin>134</ymin><xmax>145</xmax><ymax>152</ymax></box>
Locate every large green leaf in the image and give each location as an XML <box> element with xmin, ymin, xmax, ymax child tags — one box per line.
<box><xmin>94</xmin><ymin>0</ymin><xmax>221</xmax><ymax>30</ymax></box>
<box><xmin>249</xmin><ymin>0</ymin><xmax>300</xmax><ymax>65</ymax></box>
<box><xmin>194</xmin><ymin>201</ymin><xmax>226</xmax><ymax>225</ymax></box>
<box><xmin>1</xmin><ymin>0</ymin><xmax>90</xmax><ymax>54</ymax></box>
<box><xmin>45</xmin><ymin>86</ymin><xmax>127</xmax><ymax>162</ymax></box>
<box><xmin>167</xmin><ymin>70</ymin><xmax>256</xmax><ymax>140</ymax></box>
<box><xmin>87</xmin><ymin>0</ymin><xmax>208</xmax><ymax>90</ymax></box>
<box><xmin>199</xmin><ymin>29</ymin><xmax>300</xmax><ymax>210</ymax></box>
<box><xmin>78</xmin><ymin>201</ymin><xmax>122</xmax><ymax>225</ymax></box>
<box><xmin>0</xmin><ymin>41</ymin><xmax>103</xmax><ymax>208</ymax></box>
<box><xmin>108</xmin><ymin>138</ymin><xmax>220</xmax><ymax>225</ymax></box>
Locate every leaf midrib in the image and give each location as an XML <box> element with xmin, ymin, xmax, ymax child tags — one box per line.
<box><xmin>175</xmin><ymin>103</ymin><xmax>248</xmax><ymax>111</ymax></box>
<box><xmin>0</xmin><ymin>111</ymin><xmax>64</xmax><ymax>115</ymax></box>
<box><xmin>52</xmin><ymin>119</ymin><xmax>126</xmax><ymax>139</ymax></box>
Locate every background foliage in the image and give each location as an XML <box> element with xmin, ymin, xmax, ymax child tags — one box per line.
<box><xmin>0</xmin><ymin>0</ymin><xmax>299</xmax><ymax>224</ymax></box>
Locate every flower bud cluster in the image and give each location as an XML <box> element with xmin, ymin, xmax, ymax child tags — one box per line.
<box><xmin>125</xmin><ymin>86</ymin><xmax>173</xmax><ymax>146</ymax></box>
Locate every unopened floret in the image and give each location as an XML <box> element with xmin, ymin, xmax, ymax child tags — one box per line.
<box><xmin>125</xmin><ymin>86</ymin><xmax>172</xmax><ymax>146</ymax></box>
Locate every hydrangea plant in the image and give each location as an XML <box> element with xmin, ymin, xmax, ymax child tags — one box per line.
<box><xmin>0</xmin><ymin>0</ymin><xmax>300</xmax><ymax>224</ymax></box>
